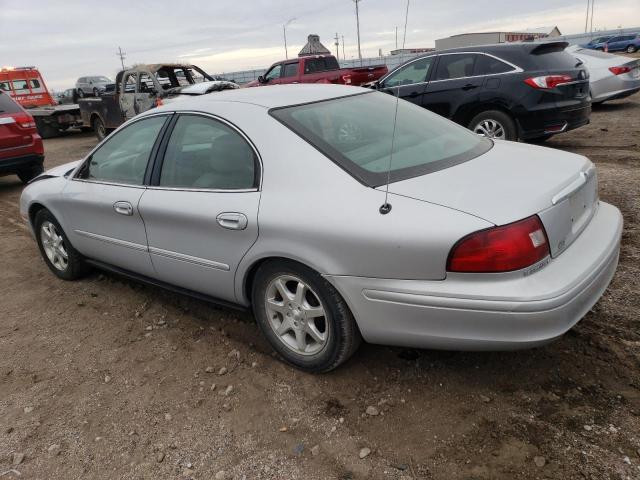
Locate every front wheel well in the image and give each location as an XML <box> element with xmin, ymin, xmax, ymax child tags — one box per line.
<box><xmin>28</xmin><ymin>203</ymin><xmax>47</xmax><ymax>229</ymax></box>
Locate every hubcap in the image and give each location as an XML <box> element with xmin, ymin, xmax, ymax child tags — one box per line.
<box><xmin>264</xmin><ymin>275</ymin><xmax>328</xmax><ymax>356</ymax></box>
<box><xmin>40</xmin><ymin>221</ymin><xmax>68</xmax><ymax>271</ymax></box>
<box><xmin>473</xmin><ymin>119</ymin><xmax>506</xmax><ymax>139</ymax></box>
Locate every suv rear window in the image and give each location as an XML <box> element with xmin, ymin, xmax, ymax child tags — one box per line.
<box><xmin>0</xmin><ymin>92</ymin><xmax>21</xmax><ymax>113</ymax></box>
<box><xmin>271</xmin><ymin>92</ymin><xmax>491</xmax><ymax>186</ymax></box>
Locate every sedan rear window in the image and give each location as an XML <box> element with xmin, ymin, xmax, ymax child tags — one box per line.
<box><xmin>0</xmin><ymin>92</ymin><xmax>21</xmax><ymax>113</ymax></box>
<box><xmin>270</xmin><ymin>92</ymin><xmax>491</xmax><ymax>186</ymax></box>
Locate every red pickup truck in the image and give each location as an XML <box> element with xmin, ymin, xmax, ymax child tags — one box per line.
<box><xmin>246</xmin><ymin>55</ymin><xmax>388</xmax><ymax>87</ymax></box>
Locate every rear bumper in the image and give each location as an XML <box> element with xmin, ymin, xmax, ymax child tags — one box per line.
<box><xmin>517</xmin><ymin>102</ymin><xmax>591</xmax><ymax>140</ymax></box>
<box><xmin>592</xmin><ymin>79</ymin><xmax>640</xmax><ymax>103</ymax></box>
<box><xmin>0</xmin><ymin>153</ymin><xmax>44</xmax><ymax>174</ymax></box>
<box><xmin>326</xmin><ymin>201</ymin><xmax>622</xmax><ymax>350</ymax></box>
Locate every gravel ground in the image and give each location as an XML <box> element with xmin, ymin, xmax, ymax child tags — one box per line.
<box><xmin>1</xmin><ymin>90</ymin><xmax>639</xmax><ymax>480</ymax></box>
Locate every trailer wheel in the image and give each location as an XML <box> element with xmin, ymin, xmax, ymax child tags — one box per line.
<box><xmin>93</xmin><ymin>116</ymin><xmax>107</xmax><ymax>141</ymax></box>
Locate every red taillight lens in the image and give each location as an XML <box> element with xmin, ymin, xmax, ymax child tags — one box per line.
<box><xmin>13</xmin><ymin>112</ymin><xmax>36</xmax><ymax>129</ymax></box>
<box><xmin>609</xmin><ymin>66</ymin><xmax>632</xmax><ymax>75</ymax></box>
<box><xmin>447</xmin><ymin>215</ymin><xmax>550</xmax><ymax>273</ymax></box>
<box><xmin>524</xmin><ymin>74</ymin><xmax>573</xmax><ymax>89</ymax></box>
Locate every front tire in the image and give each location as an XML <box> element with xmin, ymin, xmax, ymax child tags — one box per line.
<box><xmin>34</xmin><ymin>209</ymin><xmax>89</xmax><ymax>280</ymax></box>
<box><xmin>627</xmin><ymin>45</ymin><xmax>637</xmax><ymax>53</ymax></box>
<box><xmin>251</xmin><ymin>260</ymin><xmax>361</xmax><ymax>373</ymax></box>
<box><xmin>468</xmin><ymin>110</ymin><xmax>517</xmax><ymax>141</ymax></box>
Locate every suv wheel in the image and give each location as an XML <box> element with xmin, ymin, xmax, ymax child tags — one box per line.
<box><xmin>93</xmin><ymin>87</ymin><xmax>99</xmax><ymax>97</ymax></box>
<box><xmin>251</xmin><ymin>260</ymin><xmax>361</xmax><ymax>372</ymax></box>
<box><xmin>627</xmin><ymin>45</ymin><xmax>637</xmax><ymax>53</ymax></box>
<box><xmin>17</xmin><ymin>164</ymin><xmax>44</xmax><ymax>184</ymax></box>
<box><xmin>34</xmin><ymin>209</ymin><xmax>89</xmax><ymax>280</ymax></box>
<box><xmin>469</xmin><ymin>110</ymin><xmax>517</xmax><ymax>141</ymax></box>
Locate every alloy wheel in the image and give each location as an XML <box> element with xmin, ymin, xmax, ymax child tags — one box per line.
<box><xmin>40</xmin><ymin>221</ymin><xmax>68</xmax><ymax>271</ymax></box>
<box><xmin>264</xmin><ymin>275</ymin><xmax>329</xmax><ymax>356</ymax></box>
<box><xmin>473</xmin><ymin>119</ymin><xmax>506</xmax><ymax>139</ymax></box>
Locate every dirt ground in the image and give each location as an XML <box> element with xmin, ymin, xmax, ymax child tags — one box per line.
<box><xmin>1</xmin><ymin>90</ymin><xmax>640</xmax><ymax>480</ymax></box>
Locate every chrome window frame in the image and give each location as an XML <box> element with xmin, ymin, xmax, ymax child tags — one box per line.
<box><xmin>379</xmin><ymin>51</ymin><xmax>524</xmax><ymax>89</ymax></box>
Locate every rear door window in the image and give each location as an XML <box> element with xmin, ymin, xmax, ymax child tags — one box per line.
<box><xmin>282</xmin><ymin>63</ymin><xmax>299</xmax><ymax>78</ymax></box>
<box><xmin>304</xmin><ymin>57</ymin><xmax>340</xmax><ymax>74</ymax></box>
<box><xmin>474</xmin><ymin>55</ymin><xmax>515</xmax><ymax>75</ymax></box>
<box><xmin>434</xmin><ymin>54</ymin><xmax>477</xmax><ymax>80</ymax></box>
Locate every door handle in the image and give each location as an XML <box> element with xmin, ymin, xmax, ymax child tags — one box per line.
<box><xmin>216</xmin><ymin>212</ymin><xmax>248</xmax><ymax>230</ymax></box>
<box><xmin>113</xmin><ymin>201</ymin><xmax>133</xmax><ymax>216</ymax></box>
<box><xmin>462</xmin><ymin>84</ymin><xmax>478</xmax><ymax>91</ymax></box>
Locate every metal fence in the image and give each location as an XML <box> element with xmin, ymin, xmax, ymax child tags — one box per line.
<box><xmin>552</xmin><ymin>27</ymin><xmax>639</xmax><ymax>46</ymax></box>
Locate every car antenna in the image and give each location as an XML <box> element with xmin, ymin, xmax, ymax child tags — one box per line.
<box><xmin>379</xmin><ymin>85</ymin><xmax>400</xmax><ymax>215</ymax></box>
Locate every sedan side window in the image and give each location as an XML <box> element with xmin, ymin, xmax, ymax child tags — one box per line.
<box><xmin>159</xmin><ymin>115</ymin><xmax>257</xmax><ymax>190</ymax></box>
<box><xmin>434</xmin><ymin>54</ymin><xmax>477</xmax><ymax>80</ymax></box>
<box><xmin>76</xmin><ymin>116</ymin><xmax>166</xmax><ymax>185</ymax></box>
<box><xmin>383</xmin><ymin>57</ymin><xmax>434</xmax><ymax>88</ymax></box>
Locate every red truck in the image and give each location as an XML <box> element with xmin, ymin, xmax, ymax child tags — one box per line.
<box><xmin>245</xmin><ymin>55</ymin><xmax>388</xmax><ymax>87</ymax></box>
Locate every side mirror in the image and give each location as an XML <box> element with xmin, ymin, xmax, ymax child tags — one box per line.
<box><xmin>258</xmin><ymin>75</ymin><xmax>266</xmax><ymax>84</ymax></box>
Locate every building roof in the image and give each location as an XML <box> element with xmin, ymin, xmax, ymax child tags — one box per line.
<box><xmin>447</xmin><ymin>26</ymin><xmax>560</xmax><ymax>38</ymax></box>
<box><xmin>299</xmin><ymin>35</ymin><xmax>331</xmax><ymax>57</ymax></box>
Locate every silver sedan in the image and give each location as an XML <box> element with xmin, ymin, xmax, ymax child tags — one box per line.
<box><xmin>20</xmin><ymin>85</ymin><xmax>623</xmax><ymax>372</ymax></box>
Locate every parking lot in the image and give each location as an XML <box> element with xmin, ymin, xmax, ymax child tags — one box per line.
<box><xmin>0</xmin><ymin>91</ymin><xmax>639</xmax><ymax>479</ymax></box>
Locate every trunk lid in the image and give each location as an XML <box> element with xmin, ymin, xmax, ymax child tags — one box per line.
<box><xmin>382</xmin><ymin>140</ymin><xmax>598</xmax><ymax>257</ymax></box>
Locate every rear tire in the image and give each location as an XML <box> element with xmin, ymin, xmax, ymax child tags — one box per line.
<box><xmin>35</xmin><ymin>118</ymin><xmax>60</xmax><ymax>139</ymax></box>
<box><xmin>34</xmin><ymin>209</ymin><xmax>90</xmax><ymax>280</ymax></box>
<box><xmin>17</xmin><ymin>164</ymin><xmax>44</xmax><ymax>184</ymax></box>
<box><xmin>251</xmin><ymin>260</ymin><xmax>361</xmax><ymax>373</ymax></box>
<box><xmin>627</xmin><ymin>45</ymin><xmax>637</xmax><ymax>53</ymax></box>
<box><xmin>468</xmin><ymin>110</ymin><xmax>517</xmax><ymax>141</ymax></box>
<box><xmin>93</xmin><ymin>116</ymin><xmax>106</xmax><ymax>141</ymax></box>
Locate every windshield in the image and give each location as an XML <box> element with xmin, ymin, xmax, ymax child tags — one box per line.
<box><xmin>270</xmin><ymin>91</ymin><xmax>491</xmax><ymax>186</ymax></box>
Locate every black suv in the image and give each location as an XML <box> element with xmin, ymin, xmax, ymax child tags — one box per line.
<box><xmin>373</xmin><ymin>42</ymin><xmax>591</xmax><ymax>142</ymax></box>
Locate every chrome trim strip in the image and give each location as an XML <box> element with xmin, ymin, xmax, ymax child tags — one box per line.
<box><xmin>71</xmin><ymin>178</ymin><xmax>146</xmax><ymax>189</ymax></box>
<box><xmin>148</xmin><ymin>246</ymin><xmax>230</xmax><ymax>271</ymax></box>
<box><xmin>74</xmin><ymin>230</ymin><xmax>148</xmax><ymax>252</ymax></box>
<box><xmin>145</xmin><ymin>186</ymin><xmax>258</xmax><ymax>193</ymax></box>
<box><xmin>379</xmin><ymin>51</ymin><xmax>524</xmax><ymax>88</ymax></box>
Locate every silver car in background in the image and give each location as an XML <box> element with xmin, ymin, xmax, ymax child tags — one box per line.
<box><xmin>19</xmin><ymin>85</ymin><xmax>622</xmax><ymax>372</ymax></box>
<box><xmin>75</xmin><ymin>75</ymin><xmax>113</xmax><ymax>98</ymax></box>
<box><xmin>567</xmin><ymin>45</ymin><xmax>640</xmax><ymax>103</ymax></box>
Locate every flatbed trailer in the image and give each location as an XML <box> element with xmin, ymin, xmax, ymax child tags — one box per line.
<box><xmin>0</xmin><ymin>66</ymin><xmax>84</xmax><ymax>138</ymax></box>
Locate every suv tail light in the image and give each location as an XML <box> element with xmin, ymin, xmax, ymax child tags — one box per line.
<box><xmin>608</xmin><ymin>66</ymin><xmax>632</xmax><ymax>75</ymax></box>
<box><xmin>0</xmin><ymin>112</ymin><xmax>36</xmax><ymax>130</ymax></box>
<box><xmin>524</xmin><ymin>74</ymin><xmax>573</xmax><ymax>89</ymax></box>
<box><xmin>447</xmin><ymin>215</ymin><xmax>550</xmax><ymax>273</ymax></box>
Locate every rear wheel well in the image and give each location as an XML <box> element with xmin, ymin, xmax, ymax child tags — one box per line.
<box><xmin>454</xmin><ymin>103</ymin><xmax>515</xmax><ymax>129</ymax></box>
<box><xmin>244</xmin><ymin>257</ymin><xmax>301</xmax><ymax>307</ymax></box>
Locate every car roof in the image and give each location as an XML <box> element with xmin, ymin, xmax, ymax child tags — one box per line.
<box><xmin>157</xmin><ymin>84</ymin><xmax>371</xmax><ymax>110</ymax></box>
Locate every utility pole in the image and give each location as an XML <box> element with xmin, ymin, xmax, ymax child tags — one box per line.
<box><xmin>584</xmin><ymin>0</ymin><xmax>590</xmax><ymax>33</ymax></box>
<box><xmin>115</xmin><ymin>46</ymin><xmax>126</xmax><ymax>70</ymax></box>
<box><xmin>352</xmin><ymin>0</ymin><xmax>363</xmax><ymax>66</ymax></box>
<box><xmin>334</xmin><ymin>33</ymin><xmax>340</xmax><ymax>58</ymax></box>
<box><xmin>590</xmin><ymin>0</ymin><xmax>595</xmax><ymax>37</ymax></box>
<box><xmin>341</xmin><ymin>35</ymin><xmax>345</xmax><ymax>60</ymax></box>
<box><xmin>395</xmin><ymin>26</ymin><xmax>398</xmax><ymax>50</ymax></box>
<box><xmin>283</xmin><ymin>17</ymin><xmax>296</xmax><ymax>59</ymax></box>
<box><xmin>402</xmin><ymin>0</ymin><xmax>410</xmax><ymax>49</ymax></box>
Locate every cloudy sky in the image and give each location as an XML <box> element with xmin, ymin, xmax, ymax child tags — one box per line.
<box><xmin>1</xmin><ymin>0</ymin><xmax>638</xmax><ymax>90</ymax></box>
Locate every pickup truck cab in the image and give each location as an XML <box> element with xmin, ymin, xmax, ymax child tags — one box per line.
<box><xmin>79</xmin><ymin>64</ymin><xmax>236</xmax><ymax>140</ymax></box>
<box><xmin>246</xmin><ymin>55</ymin><xmax>388</xmax><ymax>87</ymax></box>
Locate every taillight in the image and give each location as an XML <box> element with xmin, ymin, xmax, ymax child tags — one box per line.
<box><xmin>524</xmin><ymin>74</ymin><xmax>573</xmax><ymax>89</ymax></box>
<box><xmin>447</xmin><ymin>215</ymin><xmax>550</xmax><ymax>273</ymax></box>
<box><xmin>609</xmin><ymin>66</ymin><xmax>632</xmax><ymax>75</ymax></box>
<box><xmin>0</xmin><ymin>112</ymin><xmax>36</xmax><ymax>129</ymax></box>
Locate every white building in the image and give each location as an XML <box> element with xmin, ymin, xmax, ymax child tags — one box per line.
<box><xmin>435</xmin><ymin>26</ymin><xmax>561</xmax><ymax>50</ymax></box>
